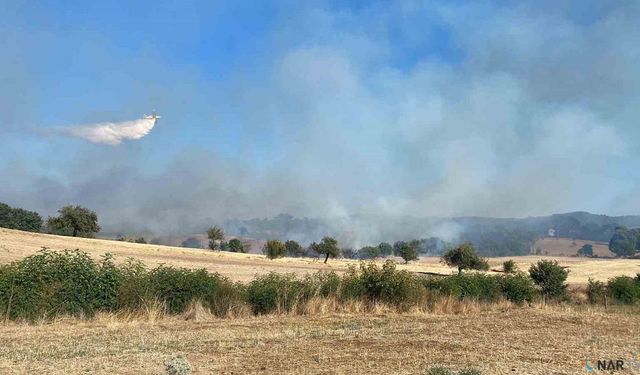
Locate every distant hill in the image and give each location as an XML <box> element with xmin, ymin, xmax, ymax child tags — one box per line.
<box><xmin>222</xmin><ymin>211</ymin><xmax>640</xmax><ymax>256</ymax></box>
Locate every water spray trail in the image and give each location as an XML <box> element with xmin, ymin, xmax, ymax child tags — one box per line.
<box><xmin>57</xmin><ymin>117</ymin><xmax>157</xmax><ymax>145</ymax></box>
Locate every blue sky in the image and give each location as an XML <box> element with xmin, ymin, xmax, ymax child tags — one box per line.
<box><xmin>1</xmin><ymin>0</ymin><xmax>639</xmax><ymax>234</ymax></box>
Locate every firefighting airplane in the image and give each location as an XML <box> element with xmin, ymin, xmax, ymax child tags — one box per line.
<box><xmin>143</xmin><ymin>110</ymin><xmax>161</xmax><ymax>121</ymax></box>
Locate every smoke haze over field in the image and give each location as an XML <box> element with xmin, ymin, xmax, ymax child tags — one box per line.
<box><xmin>1</xmin><ymin>1</ymin><xmax>640</xmax><ymax>244</ymax></box>
<box><xmin>56</xmin><ymin>118</ymin><xmax>156</xmax><ymax>145</ymax></box>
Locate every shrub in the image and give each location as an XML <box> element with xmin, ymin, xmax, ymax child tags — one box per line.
<box><xmin>342</xmin><ymin>260</ymin><xmax>426</xmax><ymax>309</ymax></box>
<box><xmin>164</xmin><ymin>356</ymin><xmax>191</xmax><ymax>375</ymax></box>
<box><xmin>422</xmin><ymin>276</ymin><xmax>462</xmax><ymax>299</ymax></box>
<box><xmin>607</xmin><ymin>276</ymin><xmax>640</xmax><ymax>305</ymax></box>
<box><xmin>502</xmin><ymin>260</ymin><xmax>517</xmax><ymax>273</ymax></box>
<box><xmin>302</xmin><ymin>271</ymin><xmax>341</xmax><ymax>299</ymax></box>
<box><xmin>0</xmin><ymin>249</ymin><xmax>116</xmax><ymax>321</ymax></box>
<box><xmin>227</xmin><ymin>238</ymin><xmax>246</xmax><ymax>253</ymax></box>
<box><xmin>586</xmin><ymin>278</ymin><xmax>606</xmax><ymax>304</ymax></box>
<box><xmin>246</xmin><ymin>273</ymin><xmax>306</xmax><ymax>314</ymax></box>
<box><xmin>425</xmin><ymin>367</ymin><xmax>452</xmax><ymax>375</ymax></box>
<box><xmin>455</xmin><ymin>273</ymin><xmax>501</xmax><ymax>302</ymax></box>
<box><xmin>423</xmin><ymin>274</ymin><xmax>501</xmax><ymax>302</ymax></box>
<box><xmin>529</xmin><ymin>260</ymin><xmax>568</xmax><ymax>300</ymax></box>
<box><xmin>264</xmin><ymin>240</ymin><xmax>287</xmax><ymax>259</ymax></box>
<box><xmin>497</xmin><ymin>273</ymin><xmax>536</xmax><ymax>304</ymax></box>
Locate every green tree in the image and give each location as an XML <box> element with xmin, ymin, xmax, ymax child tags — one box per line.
<box><xmin>441</xmin><ymin>243</ymin><xmax>489</xmax><ymax>274</ymax></box>
<box><xmin>263</xmin><ymin>240</ymin><xmax>287</xmax><ymax>259</ymax></box>
<box><xmin>285</xmin><ymin>240</ymin><xmax>304</xmax><ymax>257</ymax></box>
<box><xmin>46</xmin><ymin>205</ymin><xmax>100</xmax><ymax>237</ymax></box>
<box><xmin>396</xmin><ymin>240</ymin><xmax>419</xmax><ymax>264</ymax></box>
<box><xmin>359</xmin><ymin>246</ymin><xmax>381</xmax><ymax>259</ymax></box>
<box><xmin>377</xmin><ymin>242</ymin><xmax>393</xmax><ymax>257</ymax></box>
<box><xmin>227</xmin><ymin>238</ymin><xmax>246</xmax><ymax>253</ymax></box>
<box><xmin>310</xmin><ymin>236</ymin><xmax>340</xmax><ymax>264</ymax></box>
<box><xmin>0</xmin><ymin>203</ymin><xmax>42</xmax><ymax>232</ymax></box>
<box><xmin>529</xmin><ymin>260</ymin><xmax>569</xmax><ymax>299</ymax></box>
<box><xmin>609</xmin><ymin>227</ymin><xmax>639</xmax><ymax>257</ymax></box>
<box><xmin>207</xmin><ymin>226</ymin><xmax>225</xmax><ymax>250</ymax></box>
<box><xmin>578</xmin><ymin>244</ymin><xmax>593</xmax><ymax>257</ymax></box>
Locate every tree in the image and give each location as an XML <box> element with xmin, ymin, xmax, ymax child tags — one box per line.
<box><xmin>46</xmin><ymin>205</ymin><xmax>100</xmax><ymax>237</ymax></box>
<box><xmin>377</xmin><ymin>242</ymin><xmax>393</xmax><ymax>257</ymax></box>
<box><xmin>263</xmin><ymin>240</ymin><xmax>287</xmax><ymax>259</ymax></box>
<box><xmin>529</xmin><ymin>260</ymin><xmax>569</xmax><ymax>299</ymax></box>
<box><xmin>207</xmin><ymin>226</ymin><xmax>225</xmax><ymax>250</ymax></box>
<box><xmin>310</xmin><ymin>236</ymin><xmax>340</xmax><ymax>264</ymax></box>
<box><xmin>609</xmin><ymin>227</ymin><xmax>639</xmax><ymax>257</ymax></box>
<box><xmin>392</xmin><ymin>241</ymin><xmax>406</xmax><ymax>256</ymax></box>
<box><xmin>396</xmin><ymin>240</ymin><xmax>419</xmax><ymax>264</ymax></box>
<box><xmin>227</xmin><ymin>238</ymin><xmax>246</xmax><ymax>253</ymax></box>
<box><xmin>578</xmin><ymin>244</ymin><xmax>593</xmax><ymax>257</ymax></box>
<box><xmin>285</xmin><ymin>240</ymin><xmax>304</xmax><ymax>257</ymax></box>
<box><xmin>359</xmin><ymin>246</ymin><xmax>381</xmax><ymax>259</ymax></box>
<box><xmin>441</xmin><ymin>243</ymin><xmax>489</xmax><ymax>274</ymax></box>
<box><xmin>0</xmin><ymin>203</ymin><xmax>42</xmax><ymax>232</ymax></box>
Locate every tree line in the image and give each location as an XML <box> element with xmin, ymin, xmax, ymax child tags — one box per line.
<box><xmin>3</xmin><ymin>201</ymin><xmax>640</xmax><ymax>259</ymax></box>
<box><xmin>0</xmin><ymin>202</ymin><xmax>100</xmax><ymax>238</ymax></box>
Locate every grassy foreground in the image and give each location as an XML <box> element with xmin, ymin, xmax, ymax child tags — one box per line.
<box><xmin>0</xmin><ymin>306</ymin><xmax>638</xmax><ymax>375</ymax></box>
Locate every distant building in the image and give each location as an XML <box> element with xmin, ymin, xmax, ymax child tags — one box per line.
<box><xmin>548</xmin><ymin>228</ymin><xmax>556</xmax><ymax>237</ymax></box>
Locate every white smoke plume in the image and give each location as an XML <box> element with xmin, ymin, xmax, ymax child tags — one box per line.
<box><xmin>58</xmin><ymin>117</ymin><xmax>156</xmax><ymax>145</ymax></box>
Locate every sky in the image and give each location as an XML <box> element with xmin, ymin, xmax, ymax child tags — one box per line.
<box><xmin>1</xmin><ymin>0</ymin><xmax>639</xmax><ymax>235</ymax></box>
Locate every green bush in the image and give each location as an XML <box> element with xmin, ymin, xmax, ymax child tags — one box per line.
<box><xmin>607</xmin><ymin>276</ymin><xmax>640</xmax><ymax>305</ymax></box>
<box><xmin>422</xmin><ymin>276</ymin><xmax>462</xmax><ymax>299</ymax></box>
<box><xmin>342</xmin><ymin>260</ymin><xmax>426</xmax><ymax>309</ymax></box>
<box><xmin>425</xmin><ymin>367</ymin><xmax>452</xmax><ymax>375</ymax></box>
<box><xmin>586</xmin><ymin>278</ymin><xmax>606</xmax><ymax>305</ymax></box>
<box><xmin>264</xmin><ymin>240</ymin><xmax>287</xmax><ymax>259</ymax></box>
<box><xmin>422</xmin><ymin>274</ymin><xmax>501</xmax><ymax>302</ymax></box>
<box><xmin>529</xmin><ymin>260</ymin><xmax>569</xmax><ymax>300</ymax></box>
<box><xmin>497</xmin><ymin>273</ymin><xmax>536</xmax><ymax>304</ymax></box>
<box><xmin>246</xmin><ymin>273</ymin><xmax>306</xmax><ymax>314</ymax></box>
<box><xmin>423</xmin><ymin>272</ymin><xmax>535</xmax><ymax>304</ymax></box>
<box><xmin>502</xmin><ymin>260</ymin><xmax>517</xmax><ymax>273</ymax></box>
<box><xmin>0</xmin><ymin>249</ymin><xmax>118</xmax><ymax>321</ymax></box>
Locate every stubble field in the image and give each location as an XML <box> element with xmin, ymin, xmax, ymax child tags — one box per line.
<box><xmin>1</xmin><ymin>228</ymin><xmax>638</xmax><ymax>284</ymax></box>
<box><xmin>1</xmin><ymin>228</ymin><xmax>639</xmax><ymax>374</ymax></box>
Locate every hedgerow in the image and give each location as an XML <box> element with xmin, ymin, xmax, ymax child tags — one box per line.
<box><xmin>0</xmin><ymin>249</ymin><xmax>635</xmax><ymax>321</ymax></box>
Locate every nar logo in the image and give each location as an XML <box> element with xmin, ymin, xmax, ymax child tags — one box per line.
<box><xmin>585</xmin><ymin>354</ymin><xmax>640</xmax><ymax>372</ymax></box>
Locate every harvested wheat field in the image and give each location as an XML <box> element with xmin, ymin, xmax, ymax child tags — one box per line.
<box><xmin>0</xmin><ymin>306</ymin><xmax>638</xmax><ymax>375</ymax></box>
<box><xmin>1</xmin><ymin>228</ymin><xmax>639</xmax><ymax>283</ymax></box>
<box><xmin>533</xmin><ymin>237</ymin><xmax>615</xmax><ymax>257</ymax></box>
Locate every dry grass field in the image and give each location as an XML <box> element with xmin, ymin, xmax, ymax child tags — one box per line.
<box><xmin>0</xmin><ymin>306</ymin><xmax>638</xmax><ymax>375</ymax></box>
<box><xmin>1</xmin><ymin>228</ymin><xmax>639</xmax><ymax>283</ymax></box>
<box><xmin>1</xmin><ymin>228</ymin><xmax>640</xmax><ymax>374</ymax></box>
<box><xmin>533</xmin><ymin>237</ymin><xmax>615</xmax><ymax>257</ymax></box>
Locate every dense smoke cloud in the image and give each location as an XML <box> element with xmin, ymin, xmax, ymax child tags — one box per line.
<box><xmin>56</xmin><ymin>118</ymin><xmax>156</xmax><ymax>145</ymax></box>
<box><xmin>1</xmin><ymin>1</ymin><xmax>639</xmax><ymax>245</ymax></box>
